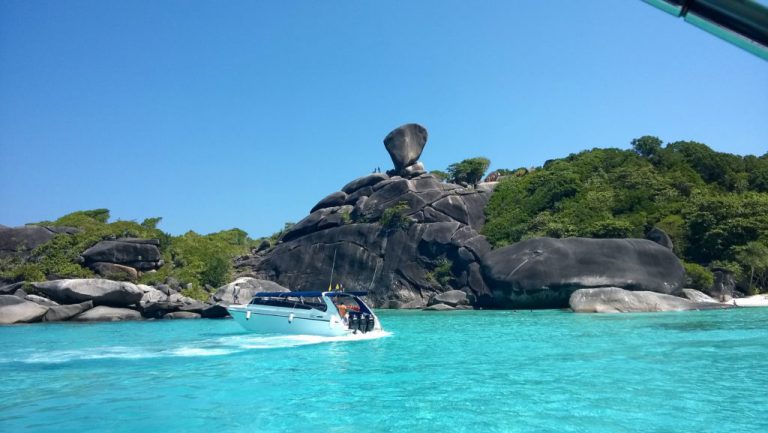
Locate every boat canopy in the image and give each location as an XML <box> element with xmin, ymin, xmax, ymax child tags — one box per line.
<box><xmin>252</xmin><ymin>291</ymin><xmax>368</xmax><ymax>298</ymax></box>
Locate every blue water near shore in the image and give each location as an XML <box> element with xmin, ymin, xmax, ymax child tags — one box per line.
<box><xmin>1</xmin><ymin>309</ymin><xmax>767</xmax><ymax>433</ymax></box>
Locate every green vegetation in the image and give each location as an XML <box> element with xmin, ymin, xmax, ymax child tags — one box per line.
<box><xmin>429</xmin><ymin>170</ymin><xmax>448</xmax><ymax>181</ymax></box>
<box><xmin>380</xmin><ymin>201</ymin><xmax>413</xmax><ymax>230</ymax></box>
<box><xmin>0</xmin><ymin>209</ymin><xmax>257</xmax><ymax>300</ymax></box>
<box><xmin>682</xmin><ymin>262</ymin><xmax>713</xmax><ymax>291</ymax></box>
<box><xmin>484</xmin><ymin>137</ymin><xmax>768</xmax><ymax>293</ymax></box>
<box><xmin>425</xmin><ymin>258</ymin><xmax>454</xmax><ymax>286</ymax></box>
<box><xmin>447</xmin><ymin>157</ymin><xmax>491</xmax><ymax>186</ymax></box>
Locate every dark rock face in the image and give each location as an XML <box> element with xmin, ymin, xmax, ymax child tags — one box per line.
<box><xmin>427</xmin><ymin>290</ymin><xmax>469</xmax><ymax>307</ymax></box>
<box><xmin>383</xmin><ymin>123</ymin><xmax>428</xmax><ymax>171</ymax></box>
<box><xmin>647</xmin><ymin>227</ymin><xmax>674</xmax><ymax>250</ymax></box>
<box><xmin>201</xmin><ymin>303</ymin><xmax>230</xmax><ymax>318</ymax></box>
<box><xmin>481</xmin><ymin>237</ymin><xmax>686</xmax><ymax>309</ymax></box>
<box><xmin>31</xmin><ymin>279</ymin><xmax>144</xmax><ymax>307</ymax></box>
<box><xmin>310</xmin><ymin>191</ymin><xmax>348</xmax><ymax>213</ymax></box>
<box><xmin>341</xmin><ymin>173</ymin><xmax>389</xmax><ymax>194</ymax></box>
<box><xmin>81</xmin><ymin>239</ymin><xmax>162</xmax><ymax>271</ymax></box>
<box><xmin>237</xmin><ymin>180</ymin><xmax>492</xmax><ymax>308</ymax></box>
<box><xmin>569</xmin><ymin>287</ymin><xmax>732</xmax><ymax>313</ymax></box>
<box><xmin>0</xmin><ymin>225</ymin><xmax>76</xmax><ymax>258</ymax></box>
<box><xmin>0</xmin><ymin>282</ymin><xmax>25</xmax><ymax>295</ymax></box>
<box><xmin>0</xmin><ymin>295</ymin><xmax>49</xmax><ymax>324</ymax></box>
<box><xmin>43</xmin><ymin>301</ymin><xmax>93</xmax><ymax>322</ymax></box>
<box><xmin>235</xmin><ymin>124</ymin><xmax>491</xmax><ymax>310</ymax></box>
<box><xmin>710</xmin><ymin>268</ymin><xmax>736</xmax><ymax>299</ymax></box>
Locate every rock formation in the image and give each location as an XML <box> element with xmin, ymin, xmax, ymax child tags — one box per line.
<box><xmin>0</xmin><ymin>225</ymin><xmax>77</xmax><ymax>258</ymax></box>
<box><xmin>236</xmin><ymin>125</ymin><xmax>492</xmax><ymax>308</ymax></box>
<box><xmin>81</xmin><ymin>238</ymin><xmax>163</xmax><ymax>272</ymax></box>
<box><xmin>569</xmin><ymin>287</ymin><xmax>732</xmax><ymax>313</ymax></box>
<box><xmin>31</xmin><ymin>279</ymin><xmax>144</xmax><ymax>307</ymax></box>
<box><xmin>481</xmin><ymin>237</ymin><xmax>686</xmax><ymax>309</ymax></box>
<box><xmin>0</xmin><ymin>295</ymin><xmax>49</xmax><ymax>324</ymax></box>
<box><xmin>383</xmin><ymin>123</ymin><xmax>427</xmax><ymax>174</ymax></box>
<box><xmin>646</xmin><ymin>227</ymin><xmax>674</xmax><ymax>250</ymax></box>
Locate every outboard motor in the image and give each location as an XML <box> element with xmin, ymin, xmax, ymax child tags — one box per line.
<box><xmin>348</xmin><ymin>312</ymin><xmax>360</xmax><ymax>333</ymax></box>
<box><xmin>364</xmin><ymin>314</ymin><xmax>375</xmax><ymax>333</ymax></box>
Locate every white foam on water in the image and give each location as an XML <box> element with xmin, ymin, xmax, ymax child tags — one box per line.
<box><xmin>6</xmin><ymin>330</ymin><xmax>392</xmax><ymax>364</ymax></box>
<box><xmin>20</xmin><ymin>346</ymin><xmax>157</xmax><ymax>364</ymax></box>
<box><xmin>167</xmin><ymin>347</ymin><xmax>237</xmax><ymax>357</ymax></box>
<box><xmin>217</xmin><ymin>330</ymin><xmax>393</xmax><ymax>350</ymax></box>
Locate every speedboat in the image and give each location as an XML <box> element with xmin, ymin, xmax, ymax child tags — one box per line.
<box><xmin>227</xmin><ymin>291</ymin><xmax>382</xmax><ymax>337</ymax></box>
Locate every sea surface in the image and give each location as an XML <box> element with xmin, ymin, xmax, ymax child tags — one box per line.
<box><xmin>1</xmin><ymin>309</ymin><xmax>767</xmax><ymax>433</ymax></box>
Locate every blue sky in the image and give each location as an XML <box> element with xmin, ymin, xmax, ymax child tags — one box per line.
<box><xmin>1</xmin><ymin>0</ymin><xmax>766</xmax><ymax>238</ymax></box>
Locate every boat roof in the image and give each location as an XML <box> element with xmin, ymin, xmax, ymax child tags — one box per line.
<box><xmin>252</xmin><ymin>291</ymin><xmax>368</xmax><ymax>298</ymax></box>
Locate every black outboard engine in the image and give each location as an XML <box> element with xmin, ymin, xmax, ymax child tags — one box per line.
<box><xmin>348</xmin><ymin>312</ymin><xmax>360</xmax><ymax>333</ymax></box>
<box><xmin>364</xmin><ymin>314</ymin><xmax>375</xmax><ymax>333</ymax></box>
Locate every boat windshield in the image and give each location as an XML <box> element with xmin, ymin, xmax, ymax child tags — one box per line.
<box><xmin>332</xmin><ymin>295</ymin><xmax>372</xmax><ymax>315</ymax></box>
<box><xmin>248</xmin><ymin>295</ymin><xmax>328</xmax><ymax>312</ymax></box>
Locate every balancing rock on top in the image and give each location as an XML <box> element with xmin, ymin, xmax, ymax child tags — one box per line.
<box><xmin>383</xmin><ymin>123</ymin><xmax>428</xmax><ymax>171</ymax></box>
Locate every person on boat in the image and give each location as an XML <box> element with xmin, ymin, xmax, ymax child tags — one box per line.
<box><xmin>337</xmin><ymin>303</ymin><xmax>348</xmax><ymax>317</ymax></box>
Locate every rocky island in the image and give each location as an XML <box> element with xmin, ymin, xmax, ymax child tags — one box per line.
<box><xmin>1</xmin><ymin>124</ymin><xmax>767</xmax><ymax>324</ymax></box>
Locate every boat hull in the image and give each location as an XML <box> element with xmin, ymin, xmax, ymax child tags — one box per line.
<box><xmin>227</xmin><ymin>305</ymin><xmax>350</xmax><ymax>337</ymax></box>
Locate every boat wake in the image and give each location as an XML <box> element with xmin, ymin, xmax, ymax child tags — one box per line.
<box><xmin>215</xmin><ymin>329</ymin><xmax>393</xmax><ymax>350</ymax></box>
<box><xmin>2</xmin><ymin>330</ymin><xmax>392</xmax><ymax>364</ymax></box>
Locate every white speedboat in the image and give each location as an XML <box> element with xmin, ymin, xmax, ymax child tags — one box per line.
<box><xmin>227</xmin><ymin>291</ymin><xmax>382</xmax><ymax>337</ymax></box>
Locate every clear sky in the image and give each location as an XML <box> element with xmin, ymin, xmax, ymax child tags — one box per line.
<box><xmin>1</xmin><ymin>1</ymin><xmax>766</xmax><ymax>238</ymax></box>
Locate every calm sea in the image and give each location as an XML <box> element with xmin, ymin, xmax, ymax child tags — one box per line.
<box><xmin>1</xmin><ymin>309</ymin><xmax>766</xmax><ymax>433</ymax></box>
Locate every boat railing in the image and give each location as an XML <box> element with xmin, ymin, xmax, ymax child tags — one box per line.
<box><xmin>248</xmin><ymin>297</ymin><xmax>328</xmax><ymax>312</ymax></box>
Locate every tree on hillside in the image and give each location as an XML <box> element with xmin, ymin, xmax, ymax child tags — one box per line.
<box><xmin>631</xmin><ymin>136</ymin><xmax>663</xmax><ymax>160</ymax></box>
<box><xmin>447</xmin><ymin>157</ymin><xmax>491</xmax><ymax>186</ymax></box>
<box><xmin>734</xmin><ymin>241</ymin><xmax>768</xmax><ymax>294</ymax></box>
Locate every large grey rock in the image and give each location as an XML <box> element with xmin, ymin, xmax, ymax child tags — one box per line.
<box><xmin>32</xmin><ymin>279</ymin><xmax>144</xmax><ymax>307</ymax></box>
<box><xmin>25</xmin><ymin>294</ymin><xmax>59</xmax><ymax>307</ymax></box>
<box><xmin>89</xmin><ymin>262</ymin><xmax>138</xmax><ymax>281</ymax></box>
<box><xmin>647</xmin><ymin>227</ymin><xmax>674</xmax><ymax>250</ymax></box>
<box><xmin>0</xmin><ymin>225</ymin><xmax>64</xmax><ymax>258</ymax></box>
<box><xmin>201</xmin><ymin>302</ymin><xmax>230</xmax><ymax>318</ymax></box>
<box><xmin>81</xmin><ymin>239</ymin><xmax>161</xmax><ymax>270</ymax></box>
<box><xmin>0</xmin><ymin>295</ymin><xmax>48</xmax><ymax>324</ymax></box>
<box><xmin>342</xmin><ymin>173</ymin><xmax>389</xmax><ymax>194</ymax></box>
<box><xmin>310</xmin><ymin>191</ymin><xmax>348</xmax><ymax>213</ymax></box>
<box><xmin>569</xmin><ymin>287</ymin><xmax>732</xmax><ymax>313</ymax></box>
<box><xmin>72</xmin><ymin>306</ymin><xmax>142</xmax><ymax>322</ymax></box>
<box><xmin>0</xmin><ymin>282</ymin><xmax>25</xmax><ymax>295</ymax></box>
<box><xmin>138</xmin><ymin>284</ymin><xmax>168</xmax><ymax>306</ymax></box>
<box><xmin>141</xmin><ymin>291</ymin><xmax>207</xmax><ymax>318</ymax></box>
<box><xmin>403</xmin><ymin>162</ymin><xmax>426</xmax><ymax>178</ymax></box>
<box><xmin>43</xmin><ymin>301</ymin><xmax>93</xmax><ymax>322</ymax></box>
<box><xmin>280</xmin><ymin>207</ymin><xmax>348</xmax><ymax>243</ymax></box>
<box><xmin>681</xmin><ymin>288</ymin><xmax>719</xmax><ymax>303</ymax></box>
<box><xmin>481</xmin><ymin>237</ymin><xmax>686</xmax><ymax>309</ymax></box>
<box><xmin>710</xmin><ymin>268</ymin><xmax>736</xmax><ymax>300</ymax></box>
<box><xmin>213</xmin><ymin>277</ymin><xmax>289</xmax><ymax>305</ymax></box>
<box><xmin>383</xmin><ymin>123</ymin><xmax>428</xmax><ymax>170</ymax></box>
<box><xmin>427</xmin><ymin>290</ymin><xmax>468</xmax><ymax>307</ymax></box>
<box><xmin>233</xmin><ymin>125</ymin><xmax>496</xmax><ymax>309</ymax></box>
<box><xmin>423</xmin><ymin>303</ymin><xmax>455</xmax><ymax>311</ymax></box>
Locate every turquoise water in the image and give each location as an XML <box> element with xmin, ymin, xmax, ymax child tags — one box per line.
<box><xmin>1</xmin><ymin>309</ymin><xmax>767</xmax><ymax>433</ymax></box>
